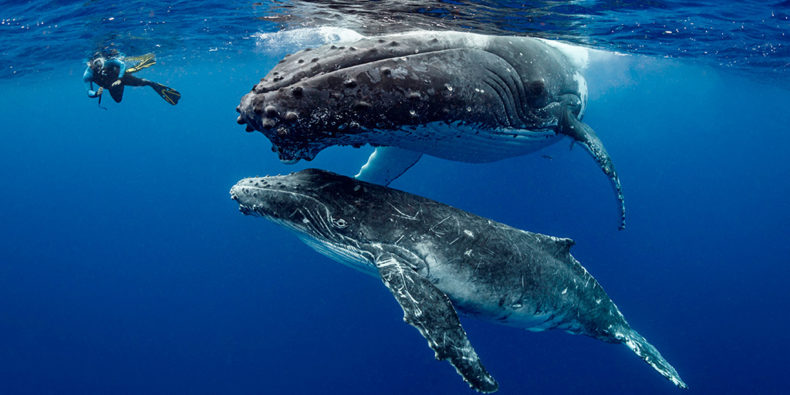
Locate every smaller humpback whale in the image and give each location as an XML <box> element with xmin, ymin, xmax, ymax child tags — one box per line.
<box><xmin>236</xmin><ymin>31</ymin><xmax>626</xmax><ymax>229</ymax></box>
<box><xmin>230</xmin><ymin>169</ymin><xmax>685</xmax><ymax>392</ymax></box>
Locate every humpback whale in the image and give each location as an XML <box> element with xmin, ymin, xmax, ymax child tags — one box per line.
<box><xmin>236</xmin><ymin>31</ymin><xmax>626</xmax><ymax>229</ymax></box>
<box><xmin>229</xmin><ymin>169</ymin><xmax>685</xmax><ymax>393</ymax></box>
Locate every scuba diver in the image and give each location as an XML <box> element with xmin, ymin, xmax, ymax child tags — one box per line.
<box><xmin>83</xmin><ymin>51</ymin><xmax>181</xmax><ymax>106</ymax></box>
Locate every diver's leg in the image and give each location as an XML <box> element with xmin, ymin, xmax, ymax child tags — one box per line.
<box><xmin>120</xmin><ymin>74</ymin><xmax>151</xmax><ymax>87</ymax></box>
<box><xmin>122</xmin><ymin>75</ymin><xmax>180</xmax><ymax>105</ymax></box>
<box><xmin>108</xmin><ymin>84</ymin><xmax>124</xmax><ymax>102</ymax></box>
<box><xmin>108</xmin><ymin>75</ymin><xmax>149</xmax><ymax>102</ymax></box>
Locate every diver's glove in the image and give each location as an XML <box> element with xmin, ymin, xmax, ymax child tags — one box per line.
<box><xmin>96</xmin><ymin>87</ymin><xmax>104</xmax><ymax>95</ymax></box>
<box><xmin>111</xmin><ymin>80</ymin><xmax>121</xmax><ymax>87</ymax></box>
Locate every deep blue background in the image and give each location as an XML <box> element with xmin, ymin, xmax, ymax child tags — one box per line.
<box><xmin>1</xmin><ymin>47</ymin><xmax>789</xmax><ymax>394</ymax></box>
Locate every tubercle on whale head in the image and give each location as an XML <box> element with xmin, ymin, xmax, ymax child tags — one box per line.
<box><xmin>236</xmin><ymin>91</ymin><xmax>327</xmax><ymax>162</ymax></box>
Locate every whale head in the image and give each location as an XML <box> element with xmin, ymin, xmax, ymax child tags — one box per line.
<box><xmin>230</xmin><ymin>169</ymin><xmax>399</xmax><ymax>274</ymax></box>
<box><xmin>235</xmin><ymin>88</ymin><xmax>324</xmax><ymax>163</ymax></box>
<box><xmin>230</xmin><ymin>169</ymin><xmax>378</xmax><ymax>244</ymax></box>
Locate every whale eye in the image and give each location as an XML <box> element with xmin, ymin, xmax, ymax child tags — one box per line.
<box><xmin>332</xmin><ymin>218</ymin><xmax>348</xmax><ymax>229</ymax></box>
<box><xmin>526</xmin><ymin>80</ymin><xmax>546</xmax><ymax>96</ymax></box>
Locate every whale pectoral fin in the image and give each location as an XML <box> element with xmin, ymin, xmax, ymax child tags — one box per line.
<box><xmin>355</xmin><ymin>147</ymin><xmax>422</xmax><ymax>186</ymax></box>
<box><xmin>618</xmin><ymin>329</ymin><xmax>688</xmax><ymax>389</ymax></box>
<box><xmin>374</xmin><ymin>253</ymin><xmax>498</xmax><ymax>393</ymax></box>
<box><xmin>558</xmin><ymin>107</ymin><xmax>627</xmax><ymax>230</ymax></box>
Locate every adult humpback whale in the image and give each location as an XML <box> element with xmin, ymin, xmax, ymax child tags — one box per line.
<box><xmin>229</xmin><ymin>169</ymin><xmax>685</xmax><ymax>393</ymax></box>
<box><xmin>236</xmin><ymin>31</ymin><xmax>627</xmax><ymax>229</ymax></box>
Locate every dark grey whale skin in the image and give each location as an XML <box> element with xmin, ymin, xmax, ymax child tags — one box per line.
<box><xmin>229</xmin><ymin>169</ymin><xmax>685</xmax><ymax>393</ymax></box>
<box><xmin>237</xmin><ymin>31</ymin><xmax>580</xmax><ymax>157</ymax></box>
<box><xmin>236</xmin><ymin>31</ymin><xmax>626</xmax><ymax>229</ymax></box>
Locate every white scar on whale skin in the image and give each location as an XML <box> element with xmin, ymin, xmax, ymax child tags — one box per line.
<box><xmin>231</xmin><ymin>170</ymin><xmax>686</xmax><ymax>392</ymax></box>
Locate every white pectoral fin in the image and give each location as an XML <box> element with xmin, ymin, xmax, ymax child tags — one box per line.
<box><xmin>355</xmin><ymin>147</ymin><xmax>422</xmax><ymax>186</ymax></box>
<box><xmin>374</xmin><ymin>253</ymin><xmax>498</xmax><ymax>393</ymax></box>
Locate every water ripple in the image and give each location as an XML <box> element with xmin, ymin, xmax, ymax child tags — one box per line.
<box><xmin>1</xmin><ymin>0</ymin><xmax>788</xmax><ymax>83</ymax></box>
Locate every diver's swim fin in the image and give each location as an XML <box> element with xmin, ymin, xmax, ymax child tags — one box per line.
<box><xmin>125</xmin><ymin>53</ymin><xmax>156</xmax><ymax>74</ymax></box>
<box><xmin>151</xmin><ymin>83</ymin><xmax>181</xmax><ymax>105</ymax></box>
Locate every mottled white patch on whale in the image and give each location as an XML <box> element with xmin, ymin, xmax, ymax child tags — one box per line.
<box><xmin>536</xmin><ymin>38</ymin><xmax>591</xmax><ymax>117</ymax></box>
<box><xmin>537</xmin><ymin>38</ymin><xmax>590</xmax><ymax>69</ymax></box>
<box><xmin>253</xmin><ymin>26</ymin><xmax>365</xmax><ymax>55</ymax></box>
<box><xmin>381</xmin><ymin>29</ymin><xmax>494</xmax><ymax>49</ymax></box>
<box><xmin>574</xmin><ymin>72</ymin><xmax>589</xmax><ymax>118</ymax></box>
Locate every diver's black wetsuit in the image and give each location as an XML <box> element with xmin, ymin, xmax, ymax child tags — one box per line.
<box><xmin>92</xmin><ymin>65</ymin><xmax>162</xmax><ymax>103</ymax></box>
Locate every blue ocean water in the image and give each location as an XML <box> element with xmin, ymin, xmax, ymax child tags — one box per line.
<box><xmin>1</xmin><ymin>1</ymin><xmax>789</xmax><ymax>394</ymax></box>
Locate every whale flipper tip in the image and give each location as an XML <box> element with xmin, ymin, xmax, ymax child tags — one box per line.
<box><xmin>619</xmin><ymin>329</ymin><xmax>687</xmax><ymax>389</ymax></box>
<box><xmin>557</xmin><ymin>106</ymin><xmax>626</xmax><ymax>230</ymax></box>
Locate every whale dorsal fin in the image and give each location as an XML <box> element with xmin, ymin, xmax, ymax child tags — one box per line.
<box><xmin>355</xmin><ymin>147</ymin><xmax>422</xmax><ymax>186</ymax></box>
<box><xmin>374</xmin><ymin>253</ymin><xmax>498</xmax><ymax>393</ymax></box>
<box><xmin>535</xmin><ymin>234</ymin><xmax>575</xmax><ymax>259</ymax></box>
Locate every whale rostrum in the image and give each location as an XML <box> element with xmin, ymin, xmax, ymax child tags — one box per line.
<box><xmin>236</xmin><ymin>31</ymin><xmax>627</xmax><ymax>229</ymax></box>
<box><xmin>230</xmin><ymin>169</ymin><xmax>685</xmax><ymax>392</ymax></box>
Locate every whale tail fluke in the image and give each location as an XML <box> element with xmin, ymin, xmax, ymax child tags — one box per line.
<box><xmin>619</xmin><ymin>329</ymin><xmax>687</xmax><ymax>389</ymax></box>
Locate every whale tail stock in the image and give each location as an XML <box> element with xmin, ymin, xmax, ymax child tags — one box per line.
<box><xmin>557</xmin><ymin>106</ymin><xmax>627</xmax><ymax>230</ymax></box>
<box><xmin>617</xmin><ymin>328</ymin><xmax>687</xmax><ymax>389</ymax></box>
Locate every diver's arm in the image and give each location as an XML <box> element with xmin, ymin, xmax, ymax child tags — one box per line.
<box><xmin>83</xmin><ymin>67</ymin><xmax>100</xmax><ymax>97</ymax></box>
<box><xmin>106</xmin><ymin>58</ymin><xmax>126</xmax><ymax>78</ymax></box>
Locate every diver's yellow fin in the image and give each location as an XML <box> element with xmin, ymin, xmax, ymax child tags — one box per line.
<box><xmin>125</xmin><ymin>53</ymin><xmax>156</xmax><ymax>74</ymax></box>
<box><xmin>151</xmin><ymin>83</ymin><xmax>181</xmax><ymax>105</ymax></box>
